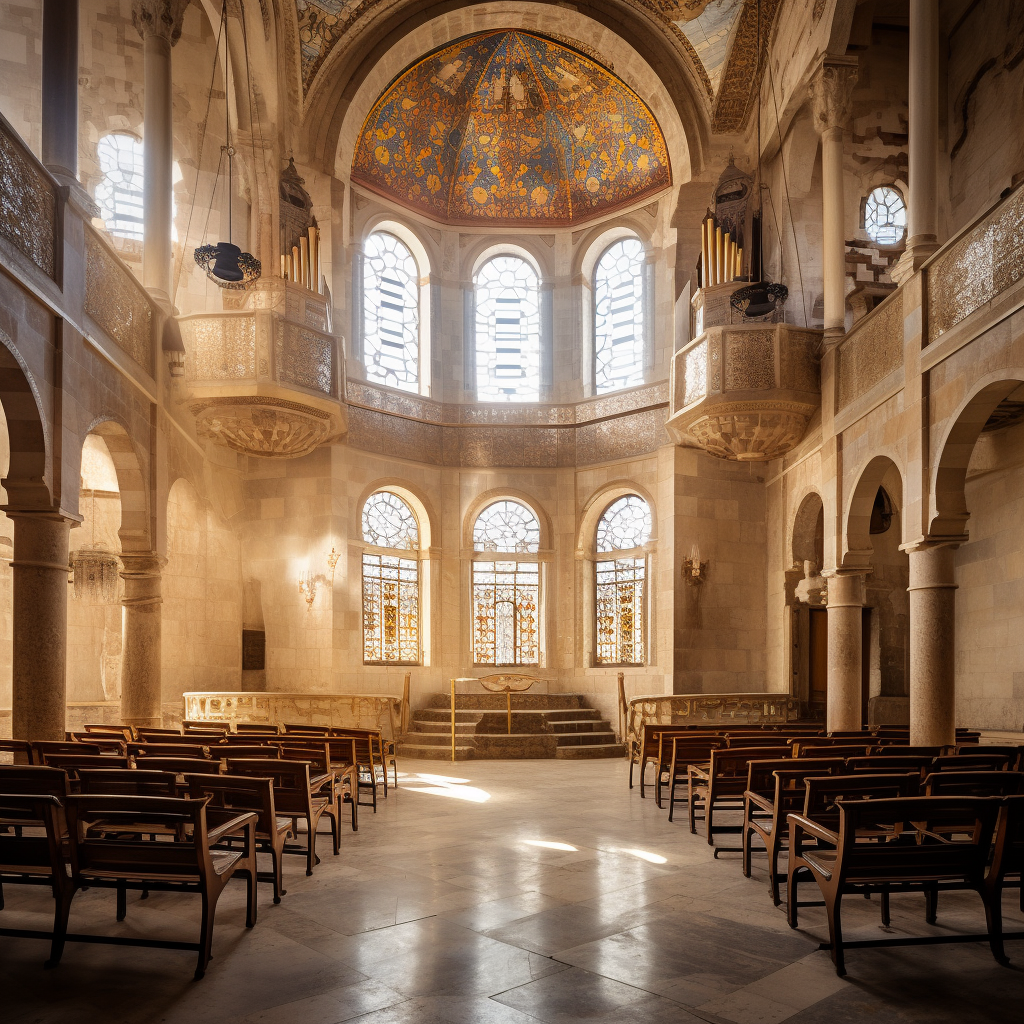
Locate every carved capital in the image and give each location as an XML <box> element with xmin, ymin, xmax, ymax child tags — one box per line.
<box><xmin>132</xmin><ymin>0</ymin><xmax>190</xmax><ymax>44</ymax></box>
<box><xmin>810</xmin><ymin>59</ymin><xmax>858</xmax><ymax>133</ymax></box>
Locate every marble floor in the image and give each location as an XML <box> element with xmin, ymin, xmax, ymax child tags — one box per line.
<box><xmin>2</xmin><ymin>758</ymin><xmax>1022</xmax><ymax>1023</ymax></box>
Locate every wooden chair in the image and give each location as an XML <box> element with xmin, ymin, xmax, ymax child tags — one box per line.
<box><xmin>787</xmin><ymin>796</ymin><xmax>1002</xmax><ymax>976</ymax></box>
<box><xmin>136</xmin><ymin>727</ymin><xmax>185</xmax><ymax>740</ymax></box>
<box><xmin>66</xmin><ymin>733</ymin><xmax>127</xmax><ymax>755</ymax></box>
<box><xmin>844</xmin><ymin>755</ymin><xmax>937</xmax><ymax>776</ymax></box>
<box><xmin>187</xmin><ymin>773</ymin><xmax>291</xmax><ymax>905</ymax></box>
<box><xmin>986</xmin><ymin>795</ymin><xmax>1024</xmax><ymax>964</ymax></box>
<box><xmin>233</xmin><ymin>724</ymin><xmax>281</xmax><ymax>736</ymax></box>
<box><xmin>77</xmin><ymin>769</ymin><xmax>179</xmax><ymax>797</ymax></box>
<box><xmin>182</xmin><ymin>721</ymin><xmax>231</xmax><ymax>735</ymax></box>
<box><xmin>63</xmin><ymin>794</ymin><xmax>258</xmax><ymax>979</ymax></box>
<box><xmin>281</xmin><ymin>723</ymin><xmax>330</xmax><ymax>735</ymax></box>
<box><xmin>687</xmin><ymin>747</ymin><xmax>792</xmax><ymax>847</ymax></box>
<box><xmin>211</xmin><ymin>743</ymin><xmax>281</xmax><ymax>758</ymax></box>
<box><xmin>0</xmin><ymin>764</ymin><xmax>70</xmax><ymax>798</ymax></box>
<box><xmin>655</xmin><ymin>731</ymin><xmax>722</xmax><ymax>806</ymax></box>
<box><xmin>0</xmin><ymin>739</ymin><xmax>32</xmax><ymax>765</ymax></box>
<box><xmin>225</xmin><ymin>759</ymin><xmax>330</xmax><ymax>877</ymax></box>
<box><xmin>135</xmin><ymin>757</ymin><xmax>223</xmax><ymax>776</ymax></box>
<box><xmin>0</xmin><ymin>793</ymin><xmax>75</xmax><ymax>968</ymax></box>
<box><xmin>629</xmin><ymin>724</ymin><xmax>694</xmax><ymax>796</ymax></box>
<box><xmin>39</xmin><ymin>753</ymin><xmax>130</xmax><ymax>776</ymax></box>
<box><xmin>333</xmin><ymin>729</ymin><xmax>392</xmax><ymax>806</ymax></box>
<box><xmin>80</xmin><ymin>724</ymin><xmax>135</xmax><ymax>742</ymax></box>
<box><xmin>956</xmin><ymin>744</ymin><xmax>1024</xmax><ymax>770</ymax></box>
<box><xmin>923</xmin><ymin>771</ymin><xmax>1024</xmax><ymax>797</ymax></box>
<box><xmin>663</xmin><ymin>736</ymin><xmax>725</xmax><ymax>819</ymax></box>
<box><xmin>279</xmin><ymin>744</ymin><xmax>345</xmax><ymax>850</ymax></box>
<box><xmin>741</xmin><ymin>758</ymin><xmax>846</xmax><ymax>904</ymax></box>
<box><xmin>793</xmin><ymin>744</ymin><xmax>875</xmax><ymax>759</ymax></box>
<box><xmin>932</xmin><ymin>753</ymin><xmax>1012</xmax><ymax>772</ymax></box>
<box><xmin>284</xmin><ymin>739</ymin><xmax>359</xmax><ymax>832</ymax></box>
<box><xmin>128</xmin><ymin>742</ymin><xmax>212</xmax><ymax>760</ymax></box>
<box><xmin>31</xmin><ymin>741</ymin><xmax>102</xmax><ymax>765</ymax></box>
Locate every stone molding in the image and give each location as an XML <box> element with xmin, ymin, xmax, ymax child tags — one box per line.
<box><xmin>131</xmin><ymin>0</ymin><xmax>189</xmax><ymax>44</ymax></box>
<box><xmin>810</xmin><ymin>58</ymin><xmax>859</xmax><ymax>133</ymax></box>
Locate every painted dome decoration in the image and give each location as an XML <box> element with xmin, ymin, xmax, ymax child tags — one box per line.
<box><xmin>351</xmin><ymin>31</ymin><xmax>671</xmax><ymax>226</ymax></box>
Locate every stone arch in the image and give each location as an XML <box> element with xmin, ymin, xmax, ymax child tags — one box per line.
<box><xmin>577</xmin><ymin>481</ymin><xmax>657</xmax><ymax>556</ymax></box>
<box><xmin>843</xmin><ymin>454</ymin><xmax>904</xmax><ymax>570</ymax></box>
<box><xmin>930</xmin><ymin>374</ymin><xmax>1024</xmax><ymax>539</ymax></box>
<box><xmin>0</xmin><ymin>334</ymin><xmax>49</xmax><ymax>509</ymax></box>
<box><xmin>87</xmin><ymin>419</ymin><xmax>151</xmax><ymax>553</ymax></box>
<box><xmin>463</xmin><ymin>489</ymin><xmax>552</xmax><ymax>552</ymax></box>
<box><xmin>791</xmin><ymin>490</ymin><xmax>824</xmax><ymax>570</ymax></box>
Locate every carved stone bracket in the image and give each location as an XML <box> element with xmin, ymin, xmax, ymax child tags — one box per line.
<box><xmin>810</xmin><ymin>58</ymin><xmax>859</xmax><ymax>134</ymax></box>
<box><xmin>132</xmin><ymin>0</ymin><xmax>189</xmax><ymax>44</ymax></box>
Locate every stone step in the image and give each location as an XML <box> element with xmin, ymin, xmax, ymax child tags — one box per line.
<box><xmin>427</xmin><ymin>694</ymin><xmax>585</xmax><ymax>712</ymax></box>
<box><xmin>396</xmin><ymin>743</ymin><xmax>476</xmax><ymax>761</ymax></box>
<box><xmin>554</xmin><ymin>731</ymin><xmax>620</xmax><ymax>746</ymax></box>
<box><xmin>415</xmin><ymin>707</ymin><xmax>604</xmax><ymax>723</ymax></box>
<box><xmin>410</xmin><ymin>720</ymin><xmax>480</xmax><ymax>735</ymax></box>
<box><xmin>556</xmin><ymin>743</ymin><xmax>626</xmax><ymax>759</ymax></box>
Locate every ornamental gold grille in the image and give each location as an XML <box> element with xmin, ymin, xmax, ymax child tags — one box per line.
<box><xmin>362</xmin><ymin>553</ymin><xmax>419</xmax><ymax>664</ymax></box>
<box><xmin>594</xmin><ymin>494</ymin><xmax>650</xmax><ymax>665</ymax></box>
<box><xmin>473</xmin><ymin>560</ymin><xmax>539</xmax><ymax>666</ymax></box>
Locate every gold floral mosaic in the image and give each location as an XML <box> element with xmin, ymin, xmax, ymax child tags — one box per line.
<box><xmin>351</xmin><ymin>31</ymin><xmax>670</xmax><ymax>226</ymax></box>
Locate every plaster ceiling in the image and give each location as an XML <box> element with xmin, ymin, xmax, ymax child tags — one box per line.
<box><xmin>350</xmin><ymin>30</ymin><xmax>671</xmax><ymax>226</ymax></box>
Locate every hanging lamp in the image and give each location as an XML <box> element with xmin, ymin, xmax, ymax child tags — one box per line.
<box><xmin>194</xmin><ymin>1</ymin><xmax>261</xmax><ymax>289</ymax></box>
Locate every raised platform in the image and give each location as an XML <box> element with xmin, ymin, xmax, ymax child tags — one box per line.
<box><xmin>398</xmin><ymin>693</ymin><xmax>624</xmax><ymax>760</ymax></box>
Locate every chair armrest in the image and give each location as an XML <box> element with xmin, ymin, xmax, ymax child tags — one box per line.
<box><xmin>786</xmin><ymin>812</ymin><xmax>839</xmax><ymax>846</ymax></box>
<box><xmin>744</xmin><ymin>790</ymin><xmax>774</xmax><ymax>812</ymax></box>
<box><xmin>308</xmin><ymin>772</ymin><xmax>333</xmax><ymax>792</ymax></box>
<box><xmin>206</xmin><ymin>810</ymin><xmax>258</xmax><ymax>845</ymax></box>
<box><xmin>688</xmin><ymin>764</ymin><xmax>711</xmax><ymax>782</ymax></box>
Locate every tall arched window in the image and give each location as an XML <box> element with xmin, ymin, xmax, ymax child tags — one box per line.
<box><xmin>472</xmin><ymin>500</ymin><xmax>541</xmax><ymax>665</ymax></box>
<box><xmin>475</xmin><ymin>256</ymin><xmax>541</xmax><ymax>402</ymax></box>
<box><xmin>595</xmin><ymin>494</ymin><xmax>651</xmax><ymax>665</ymax></box>
<box><xmin>95</xmin><ymin>134</ymin><xmax>145</xmax><ymax>240</ymax></box>
<box><xmin>594</xmin><ymin>238</ymin><xmax>646</xmax><ymax>394</ymax></box>
<box><xmin>362</xmin><ymin>490</ymin><xmax>420</xmax><ymax>663</ymax></box>
<box><xmin>362</xmin><ymin>231</ymin><xmax>421</xmax><ymax>392</ymax></box>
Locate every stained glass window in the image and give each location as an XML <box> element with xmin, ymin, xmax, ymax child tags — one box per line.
<box><xmin>362</xmin><ymin>490</ymin><xmax>419</xmax><ymax>550</ymax></box>
<box><xmin>475</xmin><ymin>256</ymin><xmax>541</xmax><ymax>402</ymax></box>
<box><xmin>594</xmin><ymin>239</ymin><xmax>646</xmax><ymax>393</ymax></box>
<box><xmin>864</xmin><ymin>186</ymin><xmax>906</xmax><ymax>246</ymax></box>
<box><xmin>595</xmin><ymin>495</ymin><xmax>649</xmax><ymax>665</ymax></box>
<box><xmin>363</xmin><ymin>232</ymin><xmax>420</xmax><ymax>392</ymax></box>
<box><xmin>95</xmin><ymin>134</ymin><xmax>145</xmax><ymax>240</ymax></box>
<box><xmin>362</xmin><ymin>491</ymin><xmax>419</xmax><ymax>663</ymax></box>
<box><xmin>473</xmin><ymin>561</ymin><xmax>539</xmax><ymax>665</ymax></box>
<box><xmin>473</xmin><ymin>500</ymin><xmax>540</xmax><ymax>553</ymax></box>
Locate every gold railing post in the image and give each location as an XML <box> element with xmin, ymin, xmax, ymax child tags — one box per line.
<box><xmin>507</xmin><ymin>689</ymin><xmax>512</xmax><ymax>735</ymax></box>
<box><xmin>450</xmin><ymin>678</ymin><xmax>456</xmax><ymax>762</ymax></box>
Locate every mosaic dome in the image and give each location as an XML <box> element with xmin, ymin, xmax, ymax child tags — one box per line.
<box><xmin>351</xmin><ymin>31</ymin><xmax>671</xmax><ymax>226</ymax></box>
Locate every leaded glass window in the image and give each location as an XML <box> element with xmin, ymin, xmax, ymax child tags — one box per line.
<box><xmin>95</xmin><ymin>134</ymin><xmax>145</xmax><ymax>240</ymax></box>
<box><xmin>473</xmin><ymin>561</ymin><xmax>539</xmax><ymax>665</ymax></box>
<box><xmin>595</xmin><ymin>495</ymin><xmax>650</xmax><ymax>665</ymax></box>
<box><xmin>475</xmin><ymin>256</ymin><xmax>541</xmax><ymax>402</ymax></box>
<box><xmin>363</xmin><ymin>232</ymin><xmax>420</xmax><ymax>392</ymax></box>
<box><xmin>594</xmin><ymin>239</ymin><xmax>645</xmax><ymax>393</ymax></box>
<box><xmin>362</xmin><ymin>490</ymin><xmax>419</xmax><ymax>550</ymax></box>
<box><xmin>362</xmin><ymin>491</ymin><xmax>420</xmax><ymax>663</ymax></box>
<box><xmin>473</xmin><ymin>500</ymin><xmax>540</xmax><ymax>553</ymax></box>
<box><xmin>864</xmin><ymin>186</ymin><xmax>906</xmax><ymax>246</ymax></box>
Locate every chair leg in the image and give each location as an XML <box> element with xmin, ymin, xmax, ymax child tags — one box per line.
<box><xmin>688</xmin><ymin>781</ymin><xmax>698</xmax><ymax>835</ymax></box>
<box><xmin>880</xmin><ymin>887</ymin><xmax>891</xmax><ymax>927</ymax></box>
<box><xmin>668</xmin><ymin>775</ymin><xmax>676</xmax><ymax>823</ymax></box>
<box><xmin>788</xmin><ymin>865</ymin><xmax>800</xmax><ymax>928</ymax></box>
<box><xmin>44</xmin><ymin>887</ymin><xmax>74</xmax><ymax>969</ymax></box>
<box><xmin>741</xmin><ymin>819</ymin><xmax>752</xmax><ymax>878</ymax></box>
<box><xmin>116</xmin><ymin>885</ymin><xmax>127</xmax><ymax>922</ymax></box>
<box><xmin>628</xmin><ymin>757</ymin><xmax>634</xmax><ymax>790</ymax></box>
<box><xmin>825</xmin><ymin>892</ymin><xmax>846</xmax><ymax>977</ymax></box>
<box><xmin>0</xmin><ymin>879</ymin><xmax>4</xmax><ymax>911</ymax></box>
<box><xmin>331</xmin><ymin>805</ymin><xmax>341</xmax><ymax>855</ymax></box>
<box><xmin>925</xmin><ymin>884</ymin><xmax>938</xmax><ymax>925</ymax></box>
<box><xmin>245</xmin><ymin>866</ymin><xmax>257</xmax><ymax>929</ymax></box>
<box><xmin>985</xmin><ymin>886</ymin><xmax>1009</xmax><ymax>966</ymax></box>
<box><xmin>706</xmin><ymin>796</ymin><xmax>716</xmax><ymax>845</ymax></box>
<box><xmin>195</xmin><ymin>893</ymin><xmax>216</xmax><ymax>980</ymax></box>
<box><xmin>305</xmin><ymin>817</ymin><xmax>317</xmax><ymax>876</ymax></box>
<box><xmin>271</xmin><ymin>844</ymin><xmax>285</xmax><ymax>904</ymax></box>
<box><xmin>639</xmin><ymin>760</ymin><xmax>646</xmax><ymax>799</ymax></box>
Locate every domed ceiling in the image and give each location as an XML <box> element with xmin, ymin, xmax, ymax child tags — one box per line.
<box><xmin>350</xmin><ymin>31</ymin><xmax>671</xmax><ymax>226</ymax></box>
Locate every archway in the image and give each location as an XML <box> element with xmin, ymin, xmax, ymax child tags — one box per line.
<box><xmin>787</xmin><ymin>492</ymin><xmax>826</xmax><ymax>714</ymax></box>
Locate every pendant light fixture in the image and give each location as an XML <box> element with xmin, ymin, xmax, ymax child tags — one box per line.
<box><xmin>194</xmin><ymin>1</ymin><xmax>261</xmax><ymax>289</ymax></box>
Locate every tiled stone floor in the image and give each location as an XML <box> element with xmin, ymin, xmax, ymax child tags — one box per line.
<box><xmin>2</xmin><ymin>759</ymin><xmax>1022</xmax><ymax>1023</ymax></box>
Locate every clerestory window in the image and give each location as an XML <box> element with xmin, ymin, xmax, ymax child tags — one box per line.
<box><xmin>594</xmin><ymin>238</ymin><xmax>646</xmax><ymax>393</ymax></box>
<box><xmin>95</xmin><ymin>133</ymin><xmax>145</xmax><ymax>241</ymax></box>
<box><xmin>475</xmin><ymin>256</ymin><xmax>541</xmax><ymax>402</ymax></box>
<box><xmin>362</xmin><ymin>231</ymin><xmax>421</xmax><ymax>392</ymax></box>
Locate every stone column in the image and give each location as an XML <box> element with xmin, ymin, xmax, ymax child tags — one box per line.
<box><xmin>10</xmin><ymin>513</ymin><xmax>72</xmax><ymax>741</ymax></box>
<box><xmin>40</xmin><ymin>0</ymin><xmax>79</xmax><ymax>184</ymax></box>
<box><xmin>907</xmin><ymin>544</ymin><xmax>958</xmax><ymax>747</ymax></box>
<box><xmin>120</xmin><ymin>553</ymin><xmax>166</xmax><ymax>729</ymax></box>
<box><xmin>824</xmin><ymin>570</ymin><xmax>866</xmax><ymax>732</ymax></box>
<box><xmin>904</xmin><ymin>0</ymin><xmax>940</xmax><ymax>271</ymax></box>
<box><xmin>132</xmin><ymin>1</ymin><xmax>189</xmax><ymax>303</ymax></box>
<box><xmin>810</xmin><ymin>58</ymin><xmax>858</xmax><ymax>344</ymax></box>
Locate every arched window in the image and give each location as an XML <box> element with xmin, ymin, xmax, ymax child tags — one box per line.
<box><xmin>594</xmin><ymin>238</ymin><xmax>646</xmax><ymax>393</ymax></box>
<box><xmin>475</xmin><ymin>256</ymin><xmax>541</xmax><ymax>402</ymax></box>
<box><xmin>864</xmin><ymin>186</ymin><xmax>906</xmax><ymax>246</ymax></box>
<box><xmin>95</xmin><ymin>134</ymin><xmax>145</xmax><ymax>240</ymax></box>
<box><xmin>472</xmin><ymin>500</ymin><xmax>541</xmax><ymax>665</ymax></box>
<box><xmin>595</xmin><ymin>495</ymin><xmax>651</xmax><ymax>665</ymax></box>
<box><xmin>362</xmin><ymin>231</ymin><xmax>420</xmax><ymax>392</ymax></box>
<box><xmin>362</xmin><ymin>491</ymin><xmax>420</xmax><ymax>663</ymax></box>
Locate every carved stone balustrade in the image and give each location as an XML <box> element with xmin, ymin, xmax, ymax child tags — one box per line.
<box><xmin>667</xmin><ymin>323</ymin><xmax>822</xmax><ymax>461</ymax></box>
<box><xmin>178</xmin><ymin>281</ymin><xmax>346</xmax><ymax>458</ymax></box>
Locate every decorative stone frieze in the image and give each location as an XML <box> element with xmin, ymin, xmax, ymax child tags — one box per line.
<box><xmin>131</xmin><ymin>0</ymin><xmax>189</xmax><ymax>43</ymax></box>
<box><xmin>0</xmin><ymin>115</ymin><xmax>57</xmax><ymax>278</ymax></box>
<box><xmin>810</xmin><ymin>59</ymin><xmax>859</xmax><ymax>132</ymax></box>
<box><xmin>667</xmin><ymin>324</ymin><xmax>822</xmax><ymax>461</ymax></box>
<box><xmin>837</xmin><ymin>293</ymin><xmax>904</xmax><ymax>409</ymax></box>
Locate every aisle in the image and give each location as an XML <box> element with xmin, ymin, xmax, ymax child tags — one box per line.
<box><xmin>2</xmin><ymin>759</ymin><xmax>1021</xmax><ymax>1023</ymax></box>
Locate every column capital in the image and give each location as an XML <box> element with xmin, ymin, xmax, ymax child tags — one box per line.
<box><xmin>119</xmin><ymin>552</ymin><xmax>167</xmax><ymax>578</ymax></box>
<box><xmin>132</xmin><ymin>0</ymin><xmax>189</xmax><ymax>45</ymax></box>
<box><xmin>810</xmin><ymin>58</ymin><xmax>859</xmax><ymax>134</ymax></box>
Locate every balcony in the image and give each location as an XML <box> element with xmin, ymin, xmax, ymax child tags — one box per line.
<box><xmin>178</xmin><ymin>281</ymin><xmax>346</xmax><ymax>459</ymax></box>
<box><xmin>667</xmin><ymin>322</ymin><xmax>822</xmax><ymax>461</ymax></box>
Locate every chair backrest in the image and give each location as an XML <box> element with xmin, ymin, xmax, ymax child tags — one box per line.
<box><xmin>932</xmin><ymin>753</ymin><xmax>1012</xmax><ymax>772</ymax></box>
<box><xmin>187</xmin><ymin>773</ymin><xmax>277</xmax><ymax>835</ymax></box>
<box><xmin>669</xmin><ymin>736</ymin><xmax>724</xmax><ymax>766</ymax></box>
<box><xmin>723</xmin><ymin>734</ymin><xmax>795</xmax><ymax>748</ymax></box>
<box><xmin>183</xmin><ymin>721</ymin><xmax>230</xmax><ymax>735</ymax></box>
<box><xmin>32</xmin><ymin>740</ymin><xmax>102</xmax><ymax>759</ymax></box>
<box><xmin>81</xmin><ymin>724</ymin><xmax>136</xmax><ymax>741</ymax></box>
<box><xmin>794</xmin><ymin>744</ymin><xmax>874</xmax><ymax>759</ymax></box>
<box><xmin>923</xmin><ymin>771</ymin><xmax>1024</xmax><ymax>797</ymax></box>
<box><xmin>955</xmin><ymin>745</ymin><xmax>1023</xmax><ymax>770</ymax></box>
<box><xmin>322</xmin><ymin>737</ymin><xmax>359</xmax><ymax>767</ymax></box>
<box><xmin>40</xmin><ymin>753</ymin><xmax>130</xmax><ymax>774</ymax></box>
<box><xmin>64</xmin><ymin>795</ymin><xmax>213</xmax><ymax>882</ymax></box>
<box><xmin>0</xmin><ymin>764</ymin><xmax>70</xmax><ymax>798</ymax></box>
<box><xmin>215</xmin><ymin>744</ymin><xmax>282</xmax><ymax>758</ymax></box>
<box><xmin>66</xmin><ymin>733</ymin><xmax>127</xmax><ymax>755</ymax></box>
<box><xmin>224</xmin><ymin>758</ymin><xmax>314</xmax><ymax>815</ymax></box>
<box><xmin>989</xmin><ymin>794</ymin><xmax>1024</xmax><ymax>888</ymax></box>
<box><xmin>136</xmin><ymin>727</ymin><xmax>185</xmax><ymax>739</ymax></box>
<box><xmin>803</xmin><ymin>772</ymin><xmax>921</xmax><ymax>826</ymax></box>
<box><xmin>844</xmin><ymin>755</ymin><xmax>936</xmax><ymax>775</ymax></box>
<box><xmin>78</xmin><ymin>769</ymin><xmax>180</xmax><ymax>796</ymax></box>
<box><xmin>280</xmin><ymin>744</ymin><xmax>330</xmax><ymax>774</ymax></box>
<box><xmin>0</xmin><ymin>738</ymin><xmax>33</xmax><ymax>765</ymax></box>
<box><xmin>745</xmin><ymin>757</ymin><xmax>843</xmax><ymax>798</ymax></box>
<box><xmin>233</xmin><ymin>724</ymin><xmax>281</xmax><ymax>736</ymax></box>
<box><xmin>135</xmin><ymin>756</ymin><xmax>222</xmax><ymax>775</ymax></box>
<box><xmin>871</xmin><ymin>744</ymin><xmax>948</xmax><ymax>756</ymax></box>
<box><xmin>138</xmin><ymin>731</ymin><xmax>210</xmax><ymax>747</ymax></box>
<box><xmin>707</xmin><ymin>747</ymin><xmax>792</xmax><ymax>778</ymax></box>
<box><xmin>128</xmin><ymin>742</ymin><xmax>212</xmax><ymax>759</ymax></box>
<box><xmin>0</xmin><ymin>792</ymin><xmax>66</xmax><ymax>879</ymax></box>
<box><xmin>281</xmin><ymin>723</ymin><xmax>330</xmax><ymax>735</ymax></box>
<box><xmin>834</xmin><ymin>796</ymin><xmax>1000</xmax><ymax>883</ymax></box>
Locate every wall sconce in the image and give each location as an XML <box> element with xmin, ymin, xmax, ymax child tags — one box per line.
<box><xmin>298</xmin><ymin>569</ymin><xmax>318</xmax><ymax>608</ymax></box>
<box><xmin>327</xmin><ymin>546</ymin><xmax>339</xmax><ymax>574</ymax></box>
<box><xmin>683</xmin><ymin>544</ymin><xmax>709</xmax><ymax>586</ymax></box>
